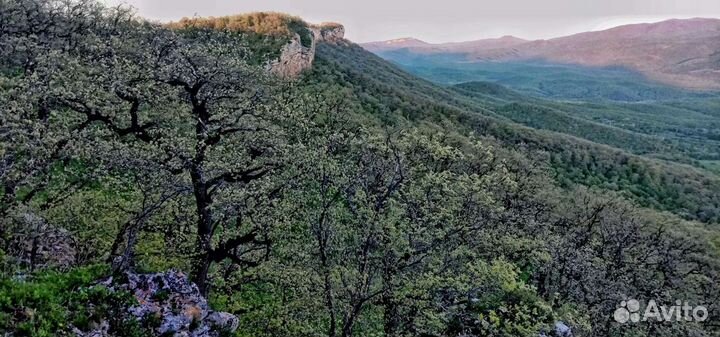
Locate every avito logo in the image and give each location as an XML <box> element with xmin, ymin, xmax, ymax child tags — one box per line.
<box><xmin>614</xmin><ymin>299</ymin><xmax>708</xmax><ymax>323</ymax></box>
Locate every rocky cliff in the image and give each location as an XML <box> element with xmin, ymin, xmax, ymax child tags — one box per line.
<box><xmin>269</xmin><ymin>23</ymin><xmax>345</xmax><ymax>78</ymax></box>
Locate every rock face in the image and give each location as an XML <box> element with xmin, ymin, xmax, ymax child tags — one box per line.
<box><xmin>539</xmin><ymin>321</ymin><xmax>574</xmax><ymax>337</ymax></box>
<box><xmin>75</xmin><ymin>270</ymin><xmax>238</xmax><ymax>337</ymax></box>
<box><xmin>315</xmin><ymin>23</ymin><xmax>345</xmax><ymax>43</ymax></box>
<box><xmin>269</xmin><ymin>23</ymin><xmax>344</xmax><ymax>78</ymax></box>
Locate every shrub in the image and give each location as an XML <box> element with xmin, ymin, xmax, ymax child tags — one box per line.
<box><xmin>0</xmin><ymin>265</ymin><xmax>144</xmax><ymax>336</ymax></box>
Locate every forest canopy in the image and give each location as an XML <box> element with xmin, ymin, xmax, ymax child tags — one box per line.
<box><xmin>1</xmin><ymin>1</ymin><xmax>719</xmax><ymax>337</ymax></box>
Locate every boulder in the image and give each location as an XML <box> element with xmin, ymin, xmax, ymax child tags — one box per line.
<box><xmin>75</xmin><ymin>270</ymin><xmax>238</xmax><ymax>337</ymax></box>
<box><xmin>539</xmin><ymin>321</ymin><xmax>574</xmax><ymax>337</ymax></box>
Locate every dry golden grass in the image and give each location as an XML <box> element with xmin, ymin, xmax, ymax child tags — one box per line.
<box><xmin>167</xmin><ymin>12</ymin><xmax>307</xmax><ymax>37</ymax></box>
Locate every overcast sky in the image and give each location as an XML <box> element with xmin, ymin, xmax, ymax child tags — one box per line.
<box><xmin>102</xmin><ymin>0</ymin><xmax>720</xmax><ymax>43</ymax></box>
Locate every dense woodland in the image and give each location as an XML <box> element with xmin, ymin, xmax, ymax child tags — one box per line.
<box><xmin>377</xmin><ymin>51</ymin><xmax>720</xmax><ymax>173</ymax></box>
<box><xmin>1</xmin><ymin>1</ymin><xmax>719</xmax><ymax>337</ymax></box>
<box><xmin>314</xmin><ymin>43</ymin><xmax>720</xmax><ymax>223</ymax></box>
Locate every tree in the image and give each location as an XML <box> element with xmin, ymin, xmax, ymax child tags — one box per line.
<box><xmin>282</xmin><ymin>107</ymin><xmax>524</xmax><ymax>336</ymax></box>
<box><xmin>0</xmin><ymin>0</ymin><xmax>119</xmax><ymax>271</ymax></box>
<box><xmin>1</xmin><ymin>0</ymin><xmax>300</xmax><ymax>294</ymax></box>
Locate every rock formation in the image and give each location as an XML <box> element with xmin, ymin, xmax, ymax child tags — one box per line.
<box><xmin>314</xmin><ymin>23</ymin><xmax>345</xmax><ymax>43</ymax></box>
<box><xmin>539</xmin><ymin>321</ymin><xmax>574</xmax><ymax>337</ymax></box>
<box><xmin>269</xmin><ymin>23</ymin><xmax>344</xmax><ymax>78</ymax></box>
<box><xmin>74</xmin><ymin>270</ymin><xmax>239</xmax><ymax>337</ymax></box>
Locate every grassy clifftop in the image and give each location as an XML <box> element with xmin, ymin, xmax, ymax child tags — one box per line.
<box><xmin>168</xmin><ymin>13</ymin><xmax>343</xmax><ymax>65</ymax></box>
<box><xmin>168</xmin><ymin>12</ymin><xmax>309</xmax><ymax>37</ymax></box>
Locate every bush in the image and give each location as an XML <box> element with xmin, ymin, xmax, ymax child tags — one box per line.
<box><xmin>0</xmin><ymin>265</ymin><xmax>143</xmax><ymax>337</ymax></box>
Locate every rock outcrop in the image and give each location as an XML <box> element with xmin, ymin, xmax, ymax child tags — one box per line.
<box><xmin>74</xmin><ymin>270</ymin><xmax>238</xmax><ymax>337</ymax></box>
<box><xmin>539</xmin><ymin>321</ymin><xmax>574</xmax><ymax>337</ymax></box>
<box><xmin>269</xmin><ymin>23</ymin><xmax>344</xmax><ymax>78</ymax></box>
<box><xmin>314</xmin><ymin>23</ymin><xmax>345</xmax><ymax>43</ymax></box>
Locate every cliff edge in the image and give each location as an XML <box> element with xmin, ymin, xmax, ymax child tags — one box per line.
<box><xmin>269</xmin><ymin>22</ymin><xmax>345</xmax><ymax>78</ymax></box>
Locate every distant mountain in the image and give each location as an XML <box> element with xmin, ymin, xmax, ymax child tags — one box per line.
<box><xmin>363</xmin><ymin>35</ymin><xmax>527</xmax><ymax>54</ymax></box>
<box><xmin>360</xmin><ymin>37</ymin><xmax>431</xmax><ymax>52</ymax></box>
<box><xmin>361</xmin><ymin>18</ymin><xmax>720</xmax><ymax>89</ymax></box>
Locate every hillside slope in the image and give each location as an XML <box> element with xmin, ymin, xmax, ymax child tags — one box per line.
<box><xmin>3</xmin><ymin>4</ymin><xmax>719</xmax><ymax>337</ymax></box>
<box><xmin>307</xmin><ymin>41</ymin><xmax>720</xmax><ymax>223</ymax></box>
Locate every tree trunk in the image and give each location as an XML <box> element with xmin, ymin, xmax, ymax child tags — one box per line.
<box><xmin>109</xmin><ymin>220</ymin><xmax>141</xmax><ymax>274</ymax></box>
<box><xmin>383</xmin><ymin>294</ymin><xmax>400</xmax><ymax>337</ymax></box>
<box><xmin>190</xmin><ymin>166</ymin><xmax>214</xmax><ymax>296</ymax></box>
<box><xmin>382</xmin><ymin>261</ymin><xmax>400</xmax><ymax>337</ymax></box>
<box><xmin>193</xmin><ymin>244</ymin><xmax>212</xmax><ymax>296</ymax></box>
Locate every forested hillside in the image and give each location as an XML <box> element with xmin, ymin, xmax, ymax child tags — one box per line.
<box><xmin>1</xmin><ymin>1</ymin><xmax>719</xmax><ymax>337</ymax></box>
<box><xmin>374</xmin><ymin>51</ymin><xmax>717</xmax><ymax>102</ymax></box>
<box><xmin>313</xmin><ymin>43</ymin><xmax>720</xmax><ymax>223</ymax></box>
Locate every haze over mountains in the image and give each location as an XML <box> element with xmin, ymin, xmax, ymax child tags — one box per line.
<box><xmin>362</xmin><ymin>18</ymin><xmax>720</xmax><ymax>90</ymax></box>
<box><xmin>362</xmin><ymin>35</ymin><xmax>528</xmax><ymax>53</ymax></box>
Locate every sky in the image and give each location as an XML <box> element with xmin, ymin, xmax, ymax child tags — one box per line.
<box><xmin>102</xmin><ymin>0</ymin><xmax>720</xmax><ymax>43</ymax></box>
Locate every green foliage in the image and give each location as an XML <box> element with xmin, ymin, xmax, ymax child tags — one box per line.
<box><xmin>1</xmin><ymin>2</ymin><xmax>719</xmax><ymax>337</ymax></box>
<box><xmin>169</xmin><ymin>12</ymin><xmax>309</xmax><ymax>38</ymax></box>
<box><xmin>441</xmin><ymin>259</ymin><xmax>554</xmax><ymax>337</ymax></box>
<box><xmin>0</xmin><ymin>265</ymin><xmax>146</xmax><ymax>337</ymax></box>
<box><xmin>169</xmin><ymin>12</ymin><xmax>315</xmax><ymax>61</ymax></box>
<box><xmin>309</xmin><ymin>42</ymin><xmax>720</xmax><ymax>224</ymax></box>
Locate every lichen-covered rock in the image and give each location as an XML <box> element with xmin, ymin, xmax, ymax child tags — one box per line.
<box><xmin>269</xmin><ymin>23</ymin><xmax>345</xmax><ymax>78</ymax></box>
<box><xmin>75</xmin><ymin>270</ymin><xmax>238</xmax><ymax>337</ymax></box>
<box><xmin>539</xmin><ymin>321</ymin><xmax>574</xmax><ymax>337</ymax></box>
<box><xmin>553</xmin><ymin>321</ymin><xmax>574</xmax><ymax>337</ymax></box>
<box><xmin>315</xmin><ymin>23</ymin><xmax>345</xmax><ymax>43</ymax></box>
<box><xmin>205</xmin><ymin>312</ymin><xmax>239</xmax><ymax>332</ymax></box>
<box><xmin>269</xmin><ymin>32</ymin><xmax>317</xmax><ymax>78</ymax></box>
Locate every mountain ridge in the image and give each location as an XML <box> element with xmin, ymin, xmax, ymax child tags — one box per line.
<box><xmin>363</xmin><ymin>35</ymin><xmax>527</xmax><ymax>53</ymax></box>
<box><xmin>362</xmin><ymin>17</ymin><xmax>720</xmax><ymax>89</ymax></box>
<box><xmin>363</xmin><ymin>18</ymin><xmax>720</xmax><ymax>49</ymax></box>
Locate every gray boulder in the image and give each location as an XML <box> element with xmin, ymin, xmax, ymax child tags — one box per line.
<box><xmin>554</xmin><ymin>321</ymin><xmax>573</xmax><ymax>337</ymax></box>
<box><xmin>539</xmin><ymin>321</ymin><xmax>574</xmax><ymax>337</ymax></box>
<box><xmin>75</xmin><ymin>270</ymin><xmax>238</xmax><ymax>337</ymax></box>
